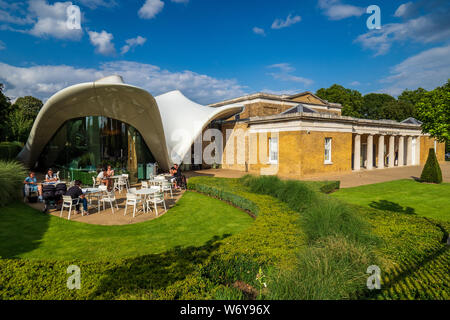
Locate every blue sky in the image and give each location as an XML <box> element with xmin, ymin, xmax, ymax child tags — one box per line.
<box><xmin>0</xmin><ymin>0</ymin><xmax>449</xmax><ymax>104</ymax></box>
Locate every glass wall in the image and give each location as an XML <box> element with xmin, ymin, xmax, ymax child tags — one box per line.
<box><xmin>38</xmin><ymin>116</ymin><xmax>155</xmax><ymax>182</ymax></box>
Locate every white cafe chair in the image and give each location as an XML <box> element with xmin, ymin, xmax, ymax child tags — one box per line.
<box><xmin>146</xmin><ymin>191</ymin><xmax>166</xmax><ymax>216</ymax></box>
<box><xmin>60</xmin><ymin>195</ymin><xmax>83</xmax><ymax>220</ymax></box>
<box><xmin>100</xmin><ymin>190</ymin><xmax>119</xmax><ymax>213</ymax></box>
<box><xmin>124</xmin><ymin>193</ymin><xmax>144</xmax><ymax>218</ymax></box>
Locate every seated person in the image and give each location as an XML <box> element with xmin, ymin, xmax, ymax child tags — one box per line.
<box><xmin>173</xmin><ymin>163</ymin><xmax>182</xmax><ymax>189</ymax></box>
<box><xmin>169</xmin><ymin>166</ymin><xmax>176</xmax><ymax>182</ymax></box>
<box><xmin>97</xmin><ymin>168</ymin><xmax>110</xmax><ymax>189</ymax></box>
<box><xmin>45</xmin><ymin>169</ymin><xmax>58</xmax><ymax>183</ymax></box>
<box><xmin>24</xmin><ymin>171</ymin><xmax>43</xmax><ymax>201</ymax></box>
<box><xmin>66</xmin><ymin>180</ymin><xmax>88</xmax><ymax>214</ymax></box>
<box><xmin>106</xmin><ymin>165</ymin><xmax>115</xmax><ymax>178</ymax></box>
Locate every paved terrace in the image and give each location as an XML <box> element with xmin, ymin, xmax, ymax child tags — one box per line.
<box><xmin>28</xmin><ymin>185</ymin><xmax>184</xmax><ymax>225</ymax></box>
<box><xmin>185</xmin><ymin>162</ymin><xmax>450</xmax><ymax>188</ymax></box>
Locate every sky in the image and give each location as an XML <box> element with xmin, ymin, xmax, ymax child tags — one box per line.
<box><xmin>0</xmin><ymin>0</ymin><xmax>449</xmax><ymax>104</ymax></box>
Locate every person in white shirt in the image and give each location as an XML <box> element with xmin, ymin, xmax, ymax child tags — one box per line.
<box><xmin>97</xmin><ymin>168</ymin><xmax>109</xmax><ymax>187</ymax></box>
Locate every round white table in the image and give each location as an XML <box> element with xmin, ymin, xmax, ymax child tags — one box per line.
<box><xmin>135</xmin><ymin>187</ymin><xmax>160</xmax><ymax>212</ymax></box>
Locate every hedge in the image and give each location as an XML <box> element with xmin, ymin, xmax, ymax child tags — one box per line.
<box><xmin>1</xmin><ymin>176</ymin><xmax>447</xmax><ymax>299</ymax></box>
<box><xmin>0</xmin><ymin>142</ymin><xmax>22</xmax><ymax>161</ymax></box>
<box><xmin>187</xmin><ymin>181</ymin><xmax>259</xmax><ymax>216</ymax></box>
<box><xmin>0</xmin><ymin>177</ymin><xmax>305</xmax><ymax>299</ymax></box>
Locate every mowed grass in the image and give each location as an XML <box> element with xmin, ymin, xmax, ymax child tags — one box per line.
<box><xmin>331</xmin><ymin>179</ymin><xmax>450</xmax><ymax>221</ymax></box>
<box><xmin>0</xmin><ymin>191</ymin><xmax>253</xmax><ymax>260</ymax></box>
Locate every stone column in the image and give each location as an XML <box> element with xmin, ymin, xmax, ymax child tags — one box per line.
<box><xmin>354</xmin><ymin>134</ymin><xmax>361</xmax><ymax>171</ymax></box>
<box><xmin>398</xmin><ymin>136</ymin><xmax>404</xmax><ymax>166</ymax></box>
<box><xmin>388</xmin><ymin>135</ymin><xmax>395</xmax><ymax>168</ymax></box>
<box><xmin>378</xmin><ymin>135</ymin><xmax>384</xmax><ymax>169</ymax></box>
<box><xmin>406</xmin><ymin>136</ymin><xmax>413</xmax><ymax>166</ymax></box>
<box><xmin>367</xmin><ymin>134</ymin><xmax>373</xmax><ymax>170</ymax></box>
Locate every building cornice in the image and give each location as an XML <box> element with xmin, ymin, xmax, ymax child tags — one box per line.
<box><xmin>247</xmin><ymin>112</ymin><xmax>422</xmax><ymax>130</ymax></box>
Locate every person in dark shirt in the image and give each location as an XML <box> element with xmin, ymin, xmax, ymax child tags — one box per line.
<box><xmin>173</xmin><ymin>163</ymin><xmax>182</xmax><ymax>189</ymax></box>
<box><xmin>66</xmin><ymin>180</ymin><xmax>88</xmax><ymax>214</ymax></box>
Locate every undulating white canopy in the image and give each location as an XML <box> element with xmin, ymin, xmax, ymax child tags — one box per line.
<box><xmin>17</xmin><ymin>75</ymin><xmax>243</xmax><ymax>171</ymax></box>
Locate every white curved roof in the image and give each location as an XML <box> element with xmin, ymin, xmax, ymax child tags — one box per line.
<box><xmin>18</xmin><ymin>76</ymin><xmax>243</xmax><ymax>171</ymax></box>
<box><xmin>155</xmin><ymin>90</ymin><xmax>243</xmax><ymax>164</ymax></box>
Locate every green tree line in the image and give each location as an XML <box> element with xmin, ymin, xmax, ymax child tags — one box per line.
<box><xmin>315</xmin><ymin>80</ymin><xmax>449</xmax><ymax>147</ymax></box>
<box><xmin>0</xmin><ymin>84</ymin><xmax>43</xmax><ymax>144</ymax></box>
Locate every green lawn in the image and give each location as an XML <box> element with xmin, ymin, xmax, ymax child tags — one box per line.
<box><xmin>331</xmin><ymin>179</ymin><xmax>450</xmax><ymax>221</ymax></box>
<box><xmin>0</xmin><ymin>191</ymin><xmax>253</xmax><ymax>260</ymax></box>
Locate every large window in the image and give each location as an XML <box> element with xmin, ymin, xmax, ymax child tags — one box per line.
<box><xmin>324</xmin><ymin>137</ymin><xmax>332</xmax><ymax>164</ymax></box>
<box><xmin>38</xmin><ymin>116</ymin><xmax>155</xmax><ymax>177</ymax></box>
<box><xmin>269</xmin><ymin>137</ymin><xmax>278</xmax><ymax>164</ymax></box>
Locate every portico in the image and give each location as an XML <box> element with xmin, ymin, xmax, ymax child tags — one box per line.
<box><xmin>352</xmin><ymin>130</ymin><xmax>423</xmax><ymax>171</ymax></box>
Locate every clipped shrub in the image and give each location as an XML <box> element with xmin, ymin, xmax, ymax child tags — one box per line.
<box><xmin>0</xmin><ymin>160</ymin><xmax>27</xmax><ymax>206</ymax></box>
<box><xmin>187</xmin><ymin>182</ymin><xmax>259</xmax><ymax>215</ymax></box>
<box><xmin>320</xmin><ymin>180</ymin><xmax>340</xmax><ymax>194</ymax></box>
<box><xmin>420</xmin><ymin>148</ymin><xmax>442</xmax><ymax>183</ymax></box>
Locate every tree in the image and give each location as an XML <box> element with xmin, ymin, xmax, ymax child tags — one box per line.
<box><xmin>379</xmin><ymin>100</ymin><xmax>416</xmax><ymax>122</ymax></box>
<box><xmin>6</xmin><ymin>95</ymin><xmax>43</xmax><ymax>143</ymax></box>
<box><xmin>0</xmin><ymin>84</ymin><xmax>12</xmax><ymax>141</ymax></box>
<box><xmin>420</xmin><ymin>148</ymin><xmax>442</xmax><ymax>184</ymax></box>
<box><xmin>361</xmin><ymin>93</ymin><xmax>396</xmax><ymax>119</ymax></box>
<box><xmin>416</xmin><ymin>80</ymin><xmax>450</xmax><ymax>142</ymax></box>
<box><xmin>316</xmin><ymin>84</ymin><xmax>363</xmax><ymax>117</ymax></box>
<box><xmin>398</xmin><ymin>87</ymin><xmax>427</xmax><ymax>107</ymax></box>
<box><xmin>8</xmin><ymin>109</ymin><xmax>34</xmax><ymax>143</ymax></box>
<box><xmin>12</xmin><ymin>96</ymin><xmax>43</xmax><ymax>119</ymax></box>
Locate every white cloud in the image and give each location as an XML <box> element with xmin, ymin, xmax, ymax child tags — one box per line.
<box><xmin>318</xmin><ymin>0</ymin><xmax>364</xmax><ymax>20</ymax></box>
<box><xmin>355</xmin><ymin>1</ymin><xmax>450</xmax><ymax>55</ymax></box>
<box><xmin>267</xmin><ymin>63</ymin><xmax>313</xmax><ymax>86</ymax></box>
<box><xmin>380</xmin><ymin>45</ymin><xmax>450</xmax><ymax>96</ymax></box>
<box><xmin>271</xmin><ymin>14</ymin><xmax>301</xmax><ymax>29</ymax></box>
<box><xmin>88</xmin><ymin>30</ymin><xmax>115</xmax><ymax>55</ymax></box>
<box><xmin>0</xmin><ymin>61</ymin><xmax>246</xmax><ymax>104</ymax></box>
<box><xmin>0</xmin><ymin>40</ymin><xmax>5</xmax><ymax>50</ymax></box>
<box><xmin>252</xmin><ymin>27</ymin><xmax>265</xmax><ymax>36</ymax></box>
<box><xmin>121</xmin><ymin>35</ymin><xmax>147</xmax><ymax>54</ymax></box>
<box><xmin>28</xmin><ymin>0</ymin><xmax>83</xmax><ymax>40</ymax></box>
<box><xmin>394</xmin><ymin>2</ymin><xmax>415</xmax><ymax>18</ymax></box>
<box><xmin>171</xmin><ymin>0</ymin><xmax>189</xmax><ymax>3</ymax></box>
<box><xmin>138</xmin><ymin>0</ymin><xmax>164</xmax><ymax>19</ymax></box>
<box><xmin>350</xmin><ymin>81</ymin><xmax>361</xmax><ymax>86</ymax></box>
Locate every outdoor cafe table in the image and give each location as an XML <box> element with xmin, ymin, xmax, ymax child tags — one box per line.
<box><xmin>135</xmin><ymin>187</ymin><xmax>159</xmax><ymax>212</ymax></box>
<box><xmin>82</xmin><ymin>187</ymin><xmax>103</xmax><ymax>213</ymax></box>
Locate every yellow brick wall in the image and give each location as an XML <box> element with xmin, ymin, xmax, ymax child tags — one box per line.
<box><xmin>296</xmin><ymin>131</ymin><xmax>353</xmax><ymax>177</ymax></box>
<box><xmin>219</xmin><ymin>125</ymin><xmax>353</xmax><ymax>178</ymax></box>
<box><xmin>420</xmin><ymin>136</ymin><xmax>446</xmax><ymax>163</ymax></box>
<box><xmin>232</xmin><ymin>102</ymin><xmax>293</xmax><ymax>119</ymax></box>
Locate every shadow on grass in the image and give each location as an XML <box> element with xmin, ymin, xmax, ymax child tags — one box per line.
<box><xmin>0</xmin><ymin>202</ymin><xmax>51</xmax><ymax>258</ymax></box>
<box><xmin>369</xmin><ymin>200</ymin><xmax>416</xmax><ymax>215</ymax></box>
<box><xmin>89</xmin><ymin>234</ymin><xmax>230</xmax><ymax>299</ymax></box>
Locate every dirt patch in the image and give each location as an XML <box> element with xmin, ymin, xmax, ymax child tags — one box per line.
<box><xmin>233</xmin><ymin>280</ymin><xmax>258</xmax><ymax>300</ymax></box>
